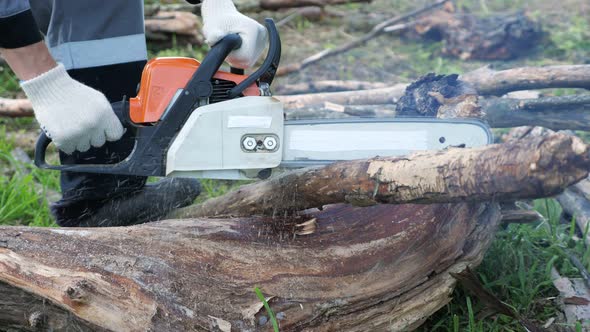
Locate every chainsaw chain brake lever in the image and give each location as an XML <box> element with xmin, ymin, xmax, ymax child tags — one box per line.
<box><xmin>35</xmin><ymin>19</ymin><xmax>280</xmax><ymax>176</ymax></box>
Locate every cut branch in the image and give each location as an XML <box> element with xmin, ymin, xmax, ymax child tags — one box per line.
<box><xmin>460</xmin><ymin>65</ymin><xmax>590</xmax><ymax>96</ymax></box>
<box><xmin>275</xmin><ymin>80</ymin><xmax>389</xmax><ymax>95</ymax></box>
<box><xmin>172</xmin><ymin>133</ymin><xmax>589</xmax><ymax>218</ymax></box>
<box><xmin>482</xmin><ymin>94</ymin><xmax>590</xmax><ymax>131</ymax></box>
<box><xmin>278</xmin><ymin>84</ymin><xmax>408</xmax><ymax>109</ymax></box>
<box><xmin>0</xmin><ymin>98</ymin><xmax>33</xmax><ymax>117</ymax></box>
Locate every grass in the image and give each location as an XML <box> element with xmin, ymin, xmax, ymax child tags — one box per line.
<box><xmin>254</xmin><ymin>286</ymin><xmax>280</xmax><ymax>332</ymax></box>
<box><xmin>420</xmin><ymin>198</ymin><xmax>589</xmax><ymax>331</ymax></box>
<box><xmin>0</xmin><ymin>0</ymin><xmax>588</xmax><ymax>330</ymax></box>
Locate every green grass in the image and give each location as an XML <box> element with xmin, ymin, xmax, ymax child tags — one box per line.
<box><xmin>420</xmin><ymin>198</ymin><xmax>589</xmax><ymax>331</ymax></box>
<box><xmin>254</xmin><ymin>286</ymin><xmax>280</xmax><ymax>332</ymax></box>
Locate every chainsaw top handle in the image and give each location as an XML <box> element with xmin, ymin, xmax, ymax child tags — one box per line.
<box><xmin>35</xmin><ymin>18</ymin><xmax>281</xmax><ymax>177</ymax></box>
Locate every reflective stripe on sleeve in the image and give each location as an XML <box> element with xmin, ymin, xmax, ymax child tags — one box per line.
<box><xmin>49</xmin><ymin>34</ymin><xmax>148</xmax><ymax>70</ymax></box>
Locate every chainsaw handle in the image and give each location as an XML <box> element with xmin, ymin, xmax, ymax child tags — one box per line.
<box><xmin>228</xmin><ymin>18</ymin><xmax>281</xmax><ymax>98</ymax></box>
<box><xmin>34</xmin><ymin>101</ymin><xmax>140</xmax><ymax>174</ymax></box>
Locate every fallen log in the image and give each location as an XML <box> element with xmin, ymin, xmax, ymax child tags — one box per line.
<box><xmin>482</xmin><ymin>94</ymin><xmax>590</xmax><ymax>131</ymax></box>
<box><xmin>259</xmin><ymin>0</ymin><xmax>372</xmax><ymax>10</ymax></box>
<box><xmin>144</xmin><ymin>0</ymin><xmax>371</xmax><ymax>14</ymax></box>
<box><xmin>460</xmin><ymin>65</ymin><xmax>590</xmax><ymax>96</ymax></box>
<box><xmin>278</xmin><ymin>84</ymin><xmax>408</xmax><ymax>109</ymax></box>
<box><xmin>0</xmin><ymin>202</ymin><xmax>500</xmax><ymax>331</ymax></box>
<box><xmin>275</xmin><ymin>80</ymin><xmax>389</xmax><ymax>95</ymax></box>
<box><xmin>0</xmin><ymin>98</ymin><xmax>33</xmax><ymax>118</ymax></box>
<box><xmin>144</xmin><ymin>11</ymin><xmax>203</xmax><ymax>46</ymax></box>
<box><xmin>173</xmin><ymin>132</ymin><xmax>589</xmax><ymax>218</ymax></box>
<box><xmin>557</xmin><ymin>181</ymin><xmax>590</xmax><ymax>246</ymax></box>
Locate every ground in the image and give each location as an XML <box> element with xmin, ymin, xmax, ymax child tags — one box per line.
<box><xmin>0</xmin><ymin>0</ymin><xmax>589</xmax><ymax>330</ymax></box>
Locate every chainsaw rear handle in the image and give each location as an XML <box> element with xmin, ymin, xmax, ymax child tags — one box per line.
<box><xmin>35</xmin><ymin>19</ymin><xmax>281</xmax><ymax>176</ymax></box>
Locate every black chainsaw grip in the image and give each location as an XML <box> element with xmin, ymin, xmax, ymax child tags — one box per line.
<box><xmin>34</xmin><ymin>131</ymin><xmax>52</xmax><ymax>169</ymax></box>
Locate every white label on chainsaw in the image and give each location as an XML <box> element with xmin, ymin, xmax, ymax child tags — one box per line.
<box><xmin>288</xmin><ymin>130</ymin><xmax>429</xmax><ymax>152</ymax></box>
<box><xmin>227</xmin><ymin>116</ymin><xmax>272</xmax><ymax>129</ymax></box>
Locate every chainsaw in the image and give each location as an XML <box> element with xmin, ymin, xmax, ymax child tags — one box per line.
<box><xmin>35</xmin><ymin>19</ymin><xmax>492</xmax><ymax>180</ymax></box>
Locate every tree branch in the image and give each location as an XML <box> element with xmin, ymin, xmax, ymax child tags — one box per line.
<box><xmin>172</xmin><ymin>133</ymin><xmax>589</xmax><ymax>218</ymax></box>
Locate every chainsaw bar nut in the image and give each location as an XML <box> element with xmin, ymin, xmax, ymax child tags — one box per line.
<box><xmin>242</xmin><ymin>137</ymin><xmax>257</xmax><ymax>151</ymax></box>
<box><xmin>263</xmin><ymin>137</ymin><xmax>277</xmax><ymax>150</ymax></box>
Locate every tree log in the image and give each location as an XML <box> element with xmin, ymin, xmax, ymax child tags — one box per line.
<box><xmin>557</xmin><ymin>180</ymin><xmax>590</xmax><ymax>246</ymax></box>
<box><xmin>0</xmin><ymin>201</ymin><xmax>500</xmax><ymax>331</ymax></box>
<box><xmin>173</xmin><ymin>133</ymin><xmax>589</xmax><ymax>218</ymax></box>
<box><xmin>144</xmin><ymin>11</ymin><xmax>203</xmax><ymax>46</ymax></box>
<box><xmin>275</xmin><ymin>80</ymin><xmax>389</xmax><ymax>95</ymax></box>
<box><xmin>460</xmin><ymin>65</ymin><xmax>590</xmax><ymax>96</ymax></box>
<box><xmin>144</xmin><ymin>0</ymin><xmax>371</xmax><ymax>15</ymax></box>
<box><xmin>278</xmin><ymin>84</ymin><xmax>408</xmax><ymax>109</ymax></box>
<box><xmin>480</xmin><ymin>94</ymin><xmax>590</xmax><ymax>131</ymax></box>
<box><xmin>0</xmin><ymin>98</ymin><xmax>33</xmax><ymax>118</ymax></box>
<box><xmin>259</xmin><ymin>0</ymin><xmax>372</xmax><ymax>10</ymax></box>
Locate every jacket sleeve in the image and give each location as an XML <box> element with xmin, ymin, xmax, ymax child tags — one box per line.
<box><xmin>0</xmin><ymin>1</ymin><xmax>43</xmax><ymax>49</ymax></box>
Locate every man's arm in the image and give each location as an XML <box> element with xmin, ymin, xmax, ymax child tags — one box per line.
<box><xmin>0</xmin><ymin>1</ymin><xmax>124</xmax><ymax>154</ymax></box>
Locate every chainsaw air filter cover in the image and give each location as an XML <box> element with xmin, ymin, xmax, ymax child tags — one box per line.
<box><xmin>129</xmin><ymin>57</ymin><xmax>260</xmax><ymax>124</ymax></box>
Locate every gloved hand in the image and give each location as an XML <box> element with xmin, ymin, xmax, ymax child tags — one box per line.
<box><xmin>21</xmin><ymin>63</ymin><xmax>124</xmax><ymax>154</ymax></box>
<box><xmin>201</xmin><ymin>0</ymin><xmax>267</xmax><ymax>69</ymax></box>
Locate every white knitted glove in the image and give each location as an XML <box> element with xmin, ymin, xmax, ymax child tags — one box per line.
<box><xmin>202</xmin><ymin>0</ymin><xmax>267</xmax><ymax>69</ymax></box>
<box><xmin>21</xmin><ymin>63</ymin><xmax>124</xmax><ymax>154</ymax></box>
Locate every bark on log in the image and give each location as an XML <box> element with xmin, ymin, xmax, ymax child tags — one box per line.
<box><xmin>259</xmin><ymin>0</ymin><xmax>372</xmax><ymax>10</ymax></box>
<box><xmin>173</xmin><ymin>133</ymin><xmax>589</xmax><ymax>218</ymax></box>
<box><xmin>557</xmin><ymin>180</ymin><xmax>590</xmax><ymax>246</ymax></box>
<box><xmin>0</xmin><ymin>98</ymin><xmax>33</xmax><ymax>118</ymax></box>
<box><xmin>275</xmin><ymin>80</ymin><xmax>389</xmax><ymax>95</ymax></box>
<box><xmin>460</xmin><ymin>65</ymin><xmax>590</xmax><ymax>96</ymax></box>
<box><xmin>0</xmin><ymin>201</ymin><xmax>500</xmax><ymax>331</ymax></box>
<box><xmin>144</xmin><ymin>0</ymin><xmax>371</xmax><ymax>14</ymax></box>
<box><xmin>482</xmin><ymin>95</ymin><xmax>590</xmax><ymax>131</ymax></box>
<box><xmin>278</xmin><ymin>84</ymin><xmax>408</xmax><ymax>109</ymax></box>
<box><xmin>144</xmin><ymin>11</ymin><xmax>203</xmax><ymax>46</ymax></box>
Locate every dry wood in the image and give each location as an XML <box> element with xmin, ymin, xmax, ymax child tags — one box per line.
<box><xmin>275</xmin><ymin>80</ymin><xmax>389</xmax><ymax>95</ymax></box>
<box><xmin>461</xmin><ymin>65</ymin><xmax>590</xmax><ymax>96</ymax></box>
<box><xmin>278</xmin><ymin>83</ymin><xmax>408</xmax><ymax>108</ymax></box>
<box><xmin>551</xmin><ymin>268</ymin><xmax>590</xmax><ymax>329</ymax></box>
<box><xmin>259</xmin><ymin>0</ymin><xmax>371</xmax><ymax>10</ymax></box>
<box><xmin>557</xmin><ymin>180</ymin><xmax>590</xmax><ymax>246</ymax></box>
<box><xmin>145</xmin><ymin>0</ymin><xmax>370</xmax><ymax>14</ymax></box>
<box><xmin>0</xmin><ymin>201</ymin><xmax>501</xmax><ymax>331</ymax></box>
<box><xmin>172</xmin><ymin>133</ymin><xmax>589</xmax><ymax>218</ymax></box>
<box><xmin>277</xmin><ymin>0</ymin><xmax>449</xmax><ymax>76</ymax></box>
<box><xmin>144</xmin><ymin>11</ymin><xmax>203</xmax><ymax>45</ymax></box>
<box><xmin>482</xmin><ymin>94</ymin><xmax>590</xmax><ymax>131</ymax></box>
<box><xmin>500</xmin><ymin>208</ymin><xmax>543</xmax><ymax>225</ymax></box>
<box><xmin>0</xmin><ymin>98</ymin><xmax>33</xmax><ymax>118</ymax></box>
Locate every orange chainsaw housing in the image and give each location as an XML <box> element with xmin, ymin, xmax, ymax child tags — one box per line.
<box><xmin>129</xmin><ymin>57</ymin><xmax>260</xmax><ymax>124</ymax></box>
